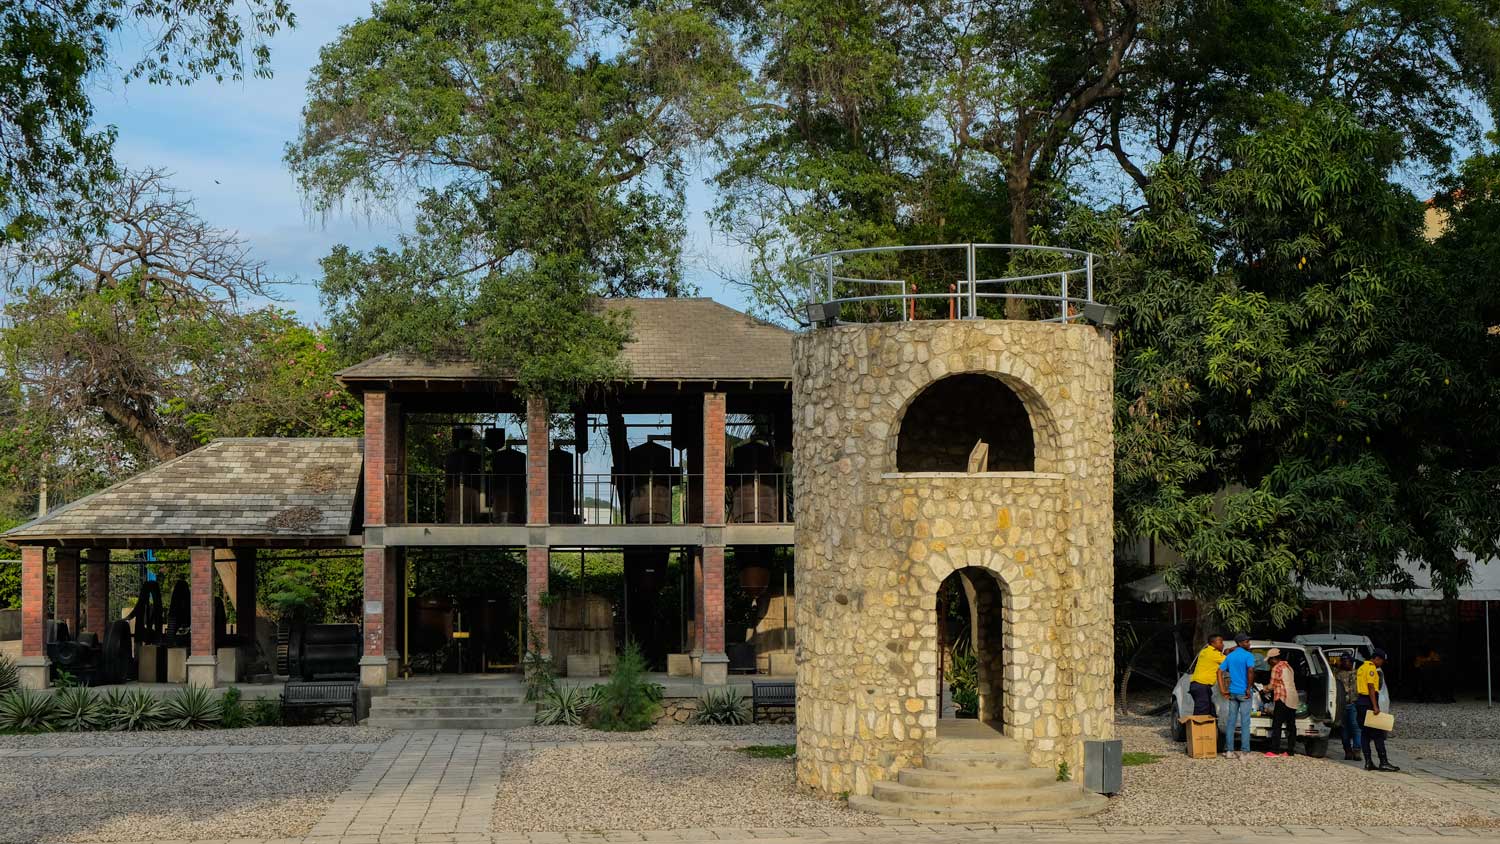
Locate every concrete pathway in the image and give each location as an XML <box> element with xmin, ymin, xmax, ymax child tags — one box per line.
<box><xmin>1332</xmin><ymin>744</ymin><xmax>1500</xmax><ymax>817</ymax></box>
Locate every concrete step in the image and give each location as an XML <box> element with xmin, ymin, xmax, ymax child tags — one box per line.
<box><xmin>379</xmin><ymin>684</ymin><xmax>525</xmax><ymax>697</ymax></box>
<box><xmin>928</xmin><ymin>735</ymin><xmax>1028</xmax><ymax>755</ymax></box>
<box><xmin>374</xmin><ymin>694</ymin><xmax>525</xmax><ymax>706</ymax></box>
<box><xmin>367</xmin><ymin>704</ymin><xmax>536</xmax><ymax>719</ymax></box>
<box><xmin>848</xmin><ymin>793</ymin><xmax>1107</xmax><ymax>823</ymax></box>
<box><xmin>922</xmin><ymin>752</ymin><xmax>1034</xmax><ymax>773</ymax></box>
<box><xmin>363</xmin><ymin>715</ymin><xmax>535</xmax><ymax>731</ymax></box>
<box><xmin>896</xmin><ymin>765</ymin><xmax>1056</xmax><ymax>790</ymax></box>
<box><xmin>869</xmin><ymin>780</ymin><xmax>1083</xmax><ymax>810</ymax></box>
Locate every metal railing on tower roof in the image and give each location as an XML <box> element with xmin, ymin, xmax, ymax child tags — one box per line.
<box><xmin>794</xmin><ymin>243</ymin><xmax>1110</xmax><ymax>326</ymax></box>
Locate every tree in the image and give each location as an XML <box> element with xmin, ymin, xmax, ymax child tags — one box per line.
<box><xmin>0</xmin><ymin>1</ymin><xmax>294</xmax><ymax>243</ymax></box>
<box><xmin>289</xmin><ymin>0</ymin><xmax>742</xmax><ymax>404</ymax></box>
<box><xmin>1</xmin><ymin>169</ymin><xmax>361</xmax><ymax>470</ymax></box>
<box><xmin>1093</xmin><ymin>104</ymin><xmax>1500</xmax><ymax>629</ymax></box>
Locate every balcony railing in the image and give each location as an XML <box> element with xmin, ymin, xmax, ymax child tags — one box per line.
<box><xmin>726</xmin><ymin>472</ymin><xmax>794</xmax><ymax>524</ymax></box>
<box><xmin>389</xmin><ymin>472</ymin><xmax>528</xmax><ymax>525</ymax></box>
<box><xmin>386</xmin><ymin>471</ymin><xmax>795</xmax><ymax>526</ymax></box>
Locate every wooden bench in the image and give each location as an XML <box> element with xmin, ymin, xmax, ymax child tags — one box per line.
<box><xmin>281</xmin><ymin>680</ymin><xmax>360</xmax><ymax>724</ymax></box>
<box><xmin>751</xmin><ymin>680</ymin><xmax>795</xmax><ymax>723</ymax></box>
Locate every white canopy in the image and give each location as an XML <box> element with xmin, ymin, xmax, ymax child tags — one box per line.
<box><xmin>1125</xmin><ymin>553</ymin><xmax>1500</xmax><ymax>603</ymax></box>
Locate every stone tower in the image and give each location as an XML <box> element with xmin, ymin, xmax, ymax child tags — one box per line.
<box><xmin>792</xmin><ymin>314</ymin><xmax>1115</xmax><ymax>797</ymax></box>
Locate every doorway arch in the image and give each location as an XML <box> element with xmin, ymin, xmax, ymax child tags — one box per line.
<box><xmin>937</xmin><ymin>566</ymin><xmax>1008</xmax><ymax>729</ymax></box>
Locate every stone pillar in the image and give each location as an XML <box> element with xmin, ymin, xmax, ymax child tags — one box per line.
<box><xmin>360</xmin><ymin>545</ymin><xmax>393</xmax><ymax>687</ymax></box>
<box><xmin>700</xmin><ymin>392</ymin><xmax>728</xmax><ymax>685</ymax></box>
<box><xmin>18</xmin><ymin>546</ymin><xmax>49</xmax><ymax>689</ymax></box>
<box><xmin>53</xmin><ymin>548</ymin><xmax>80</xmax><ymax>639</ymax></box>
<box><xmin>84</xmin><ymin>548</ymin><xmax>110</xmax><ymax>637</ymax></box>
<box><xmin>186</xmin><ymin>546</ymin><xmax>218</xmax><ymax>687</ymax></box>
<box><xmin>526</xmin><ymin>397</ymin><xmax>550</xmax><ymax>655</ymax></box>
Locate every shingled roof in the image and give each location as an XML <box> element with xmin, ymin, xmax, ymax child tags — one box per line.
<box><xmin>4</xmin><ymin>438</ymin><xmax>363</xmax><ymax>547</ymax></box>
<box><xmin>334</xmin><ymin>297</ymin><xmax>795</xmax><ymax>386</ymax></box>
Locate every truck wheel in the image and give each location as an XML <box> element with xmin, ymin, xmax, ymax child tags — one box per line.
<box><xmin>1304</xmin><ymin>738</ymin><xmax>1329</xmax><ymax>759</ymax></box>
<box><xmin>1171</xmin><ymin>703</ymin><xmax>1186</xmax><ymax>741</ymax></box>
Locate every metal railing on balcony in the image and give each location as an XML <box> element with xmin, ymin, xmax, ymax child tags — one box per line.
<box><xmin>552</xmin><ymin>473</ymin><xmax>704</xmax><ymax>525</ymax></box>
<box><xmin>389</xmin><ymin>472</ymin><xmax>529</xmax><ymax>525</ymax></box>
<box><xmin>726</xmin><ymin>472</ymin><xmax>794</xmax><ymax>524</ymax></box>
<box><xmin>387</xmin><ymin>470</ymin><xmax>796</xmax><ymax>526</ymax></box>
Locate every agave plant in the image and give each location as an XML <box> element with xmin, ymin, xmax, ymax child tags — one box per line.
<box><xmin>162</xmin><ymin>686</ymin><xmax>223</xmax><ymax>730</ymax></box>
<box><xmin>691</xmin><ymin>687</ymin><xmax>750</xmax><ymax>726</ymax></box>
<box><xmin>102</xmin><ymin>688</ymin><xmax>167</xmax><ymax>731</ymax></box>
<box><xmin>0</xmin><ymin>652</ymin><xmax>18</xmax><ymax>694</ymax></box>
<box><xmin>0</xmin><ymin>688</ymin><xmax>57</xmax><ymax>732</ymax></box>
<box><xmin>52</xmin><ymin>687</ymin><xmax>107</xmax><ymax>731</ymax></box>
<box><xmin>534</xmin><ymin>683</ymin><xmax>598</xmax><ymax>726</ymax></box>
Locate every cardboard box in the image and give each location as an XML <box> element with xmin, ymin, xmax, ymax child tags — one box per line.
<box><xmin>1183</xmin><ymin>715</ymin><xmax>1218</xmax><ymax>758</ymax></box>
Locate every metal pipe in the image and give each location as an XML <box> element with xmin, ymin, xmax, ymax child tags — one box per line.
<box><xmin>1086</xmin><ymin>252</ymin><xmax>1094</xmax><ymax>302</ymax></box>
<box><xmin>1488</xmin><ymin>600</ymin><xmax>1493</xmax><ymax>708</ymax></box>
<box><xmin>1059</xmin><ymin>272</ymin><xmax>1068</xmax><ymax>321</ymax></box>
<box><xmin>966</xmin><ymin>243</ymin><xmax>977</xmax><ymax>319</ymax></box>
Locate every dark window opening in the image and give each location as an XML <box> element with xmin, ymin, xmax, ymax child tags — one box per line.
<box><xmin>896</xmin><ymin>374</ymin><xmax>1035</xmax><ymax>472</ymax></box>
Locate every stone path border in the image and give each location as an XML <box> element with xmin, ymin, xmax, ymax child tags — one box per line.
<box><xmin>0</xmin><ymin>743</ymin><xmax>381</xmax><ymax>757</ymax></box>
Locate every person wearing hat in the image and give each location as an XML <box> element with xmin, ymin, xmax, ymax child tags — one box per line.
<box><xmin>1217</xmin><ymin>633</ymin><xmax>1257</xmax><ymax>758</ymax></box>
<box><xmin>1265</xmin><ymin>648</ymin><xmax>1300</xmax><ymax>757</ymax></box>
<box><xmin>1188</xmin><ymin>633</ymin><xmax>1226</xmax><ymax>716</ymax></box>
<box><xmin>1357</xmin><ymin>649</ymin><xmax>1399</xmax><ymax>771</ymax></box>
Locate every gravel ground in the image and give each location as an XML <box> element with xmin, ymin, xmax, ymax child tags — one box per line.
<box><xmin>0</xmin><ymin>751</ymin><xmax>367</xmax><ymax>842</ymax></box>
<box><xmin>1393</xmin><ymin>702</ymin><xmax>1500</xmax><ymax>740</ymax></box>
<box><xmin>501</xmin><ymin>724</ymin><xmax>795</xmax><ymax>743</ymax></box>
<box><xmin>0</xmin><ymin>725</ymin><xmax>392</xmax><ymax>749</ymax></box>
<box><xmin>491</xmin><ymin>744</ymin><xmax>871</xmax><ymax>831</ymax></box>
<box><xmin>1101</xmin><ymin>716</ymin><xmax>1498</xmax><ymax>828</ymax></box>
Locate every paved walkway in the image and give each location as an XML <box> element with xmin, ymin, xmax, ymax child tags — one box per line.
<box><xmin>1332</xmin><ymin>745</ymin><xmax>1500</xmax><ymax>817</ymax></box>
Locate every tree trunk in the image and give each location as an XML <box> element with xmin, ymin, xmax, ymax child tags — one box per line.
<box><xmin>1007</xmin><ymin>163</ymin><xmax>1032</xmax><ymax>246</ymax></box>
<box><xmin>96</xmin><ymin>394</ymin><xmax>180</xmax><ymax>463</ymax></box>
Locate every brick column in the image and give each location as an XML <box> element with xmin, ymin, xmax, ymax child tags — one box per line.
<box><xmin>84</xmin><ymin>548</ymin><xmax>110</xmax><ymax>637</ymax></box>
<box><xmin>186</xmin><ymin>546</ymin><xmax>218</xmax><ymax>687</ymax></box>
<box><xmin>18</xmin><ymin>546</ymin><xmax>49</xmax><ymax>688</ymax></box>
<box><xmin>526</xmin><ymin>397</ymin><xmax>550</xmax><ymax>656</ymax></box>
<box><xmin>363</xmin><ymin>391</ymin><xmax>389</xmax><ymax>527</ymax></box>
<box><xmin>701</xmin><ymin>392</ymin><xmax>729</xmax><ymax>684</ymax></box>
<box><xmin>53</xmin><ymin>548</ymin><xmax>80</xmax><ymax>639</ymax></box>
<box><xmin>361</xmin><ymin>545</ymin><xmax>392</xmax><ymax>687</ymax></box>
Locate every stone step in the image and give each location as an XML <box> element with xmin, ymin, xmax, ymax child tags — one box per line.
<box><xmin>364</xmin><ymin>715</ymin><xmax>535</xmax><ymax>731</ymax></box>
<box><xmin>848</xmin><ymin>793</ymin><xmax>1107</xmax><ymax>823</ymax></box>
<box><xmin>928</xmin><ymin>735</ymin><xmax>1028</xmax><ymax>755</ymax></box>
<box><xmin>373</xmin><ymin>694</ymin><xmax>526</xmax><ymax>707</ymax></box>
<box><xmin>367</xmin><ymin>704</ymin><xmax>537</xmax><ymax>719</ymax></box>
<box><xmin>922</xmin><ymin>752</ymin><xmax>1034</xmax><ymax>773</ymax></box>
<box><xmin>379</xmin><ymin>684</ymin><xmax>525</xmax><ymax>697</ymax></box>
<box><xmin>869</xmin><ymin>780</ymin><xmax>1084</xmax><ymax>810</ymax></box>
<box><xmin>896</xmin><ymin>765</ymin><xmax>1056</xmax><ymax>790</ymax></box>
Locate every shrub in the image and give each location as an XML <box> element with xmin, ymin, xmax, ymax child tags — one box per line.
<box><xmin>945</xmin><ymin>646</ymin><xmax>979</xmax><ymax>718</ymax></box>
<box><xmin>522</xmin><ymin>623</ymin><xmax>555</xmax><ymax>703</ymax></box>
<box><xmin>586</xmin><ymin>642</ymin><xmax>659</xmax><ymax>732</ymax></box>
<box><xmin>162</xmin><ymin>686</ymin><xmax>222</xmax><ymax>730</ymax></box>
<box><xmin>53</xmin><ymin>687</ymin><xmax>106</xmax><ymax>731</ymax></box>
<box><xmin>691</xmin><ymin>688</ymin><xmax>749</xmax><ymax>726</ymax></box>
<box><xmin>0</xmin><ymin>688</ymin><xmax>57</xmax><ymax>732</ymax></box>
<box><xmin>535</xmin><ymin>683</ymin><xmax>598</xmax><ymax>726</ymax></box>
<box><xmin>102</xmin><ymin>689</ymin><xmax>166</xmax><ymax>731</ymax></box>
<box><xmin>247</xmin><ymin>697</ymin><xmax>282</xmax><ymax>727</ymax></box>
<box><xmin>0</xmin><ymin>653</ymin><xmax>18</xmax><ymax>694</ymax></box>
<box><xmin>52</xmin><ymin>670</ymin><xmax>79</xmax><ymax>689</ymax></box>
<box><xmin>220</xmin><ymin>687</ymin><xmax>247</xmax><ymax>728</ymax></box>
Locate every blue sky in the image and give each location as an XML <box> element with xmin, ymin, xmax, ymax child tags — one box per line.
<box><xmin>91</xmin><ymin>3</ymin><xmax>746</xmax><ymax>324</ymax></box>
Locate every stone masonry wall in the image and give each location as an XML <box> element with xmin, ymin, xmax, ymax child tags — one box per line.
<box><xmin>791</xmin><ymin>319</ymin><xmax>1114</xmax><ymax>796</ymax></box>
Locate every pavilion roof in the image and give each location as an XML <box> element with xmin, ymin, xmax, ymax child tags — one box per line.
<box><xmin>334</xmin><ymin>297</ymin><xmax>795</xmax><ymax>388</ymax></box>
<box><xmin>3</xmin><ymin>438</ymin><xmax>363</xmax><ymax>548</ymax></box>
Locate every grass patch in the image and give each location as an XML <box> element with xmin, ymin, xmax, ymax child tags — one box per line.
<box><xmin>739</xmin><ymin>744</ymin><xmax>796</xmax><ymax>759</ymax></box>
<box><xmin>1122</xmin><ymin>751</ymin><xmax>1163</xmax><ymax>766</ymax></box>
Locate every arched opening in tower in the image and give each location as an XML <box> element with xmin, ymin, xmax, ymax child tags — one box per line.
<box><xmin>938</xmin><ymin>566</ymin><xmax>1007</xmax><ymax>729</ymax></box>
<box><xmin>896</xmin><ymin>374</ymin><xmax>1035</xmax><ymax>471</ymax></box>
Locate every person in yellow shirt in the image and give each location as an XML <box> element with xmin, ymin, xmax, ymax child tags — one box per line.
<box><xmin>1356</xmin><ymin>649</ymin><xmax>1398</xmax><ymax>772</ymax></box>
<box><xmin>1188</xmin><ymin>634</ymin><xmax>1225</xmax><ymax>716</ymax></box>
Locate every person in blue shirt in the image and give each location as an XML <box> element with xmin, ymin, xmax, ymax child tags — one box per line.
<box><xmin>1217</xmin><ymin>633</ymin><xmax>1258</xmax><ymax>758</ymax></box>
